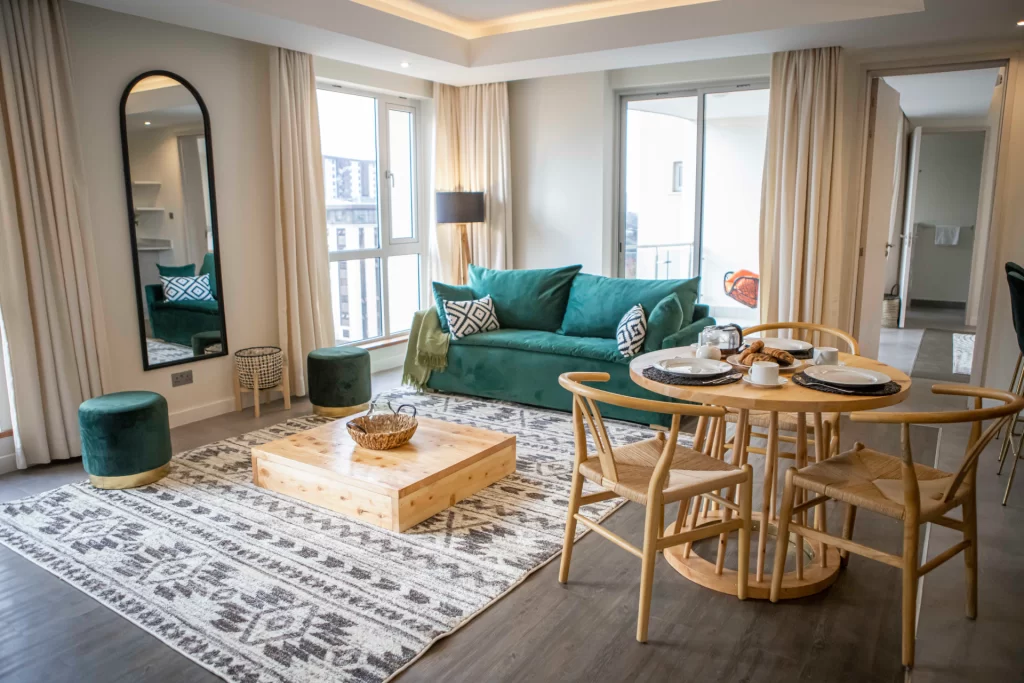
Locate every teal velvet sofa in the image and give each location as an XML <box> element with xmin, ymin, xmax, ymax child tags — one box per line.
<box><xmin>145</xmin><ymin>253</ymin><xmax>221</xmax><ymax>347</ymax></box>
<box><xmin>427</xmin><ymin>265</ymin><xmax>715</xmax><ymax>425</ymax></box>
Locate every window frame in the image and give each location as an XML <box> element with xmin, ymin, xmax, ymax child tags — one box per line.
<box><xmin>614</xmin><ymin>80</ymin><xmax>771</xmax><ymax>282</ymax></box>
<box><xmin>316</xmin><ymin>83</ymin><xmax>428</xmax><ymax>344</ymax></box>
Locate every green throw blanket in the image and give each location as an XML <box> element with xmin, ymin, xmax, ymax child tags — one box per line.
<box><xmin>402</xmin><ymin>307</ymin><xmax>450</xmax><ymax>388</ymax></box>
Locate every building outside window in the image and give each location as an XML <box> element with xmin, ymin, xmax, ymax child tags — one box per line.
<box><xmin>316</xmin><ymin>86</ymin><xmax>424</xmax><ymax>344</ymax></box>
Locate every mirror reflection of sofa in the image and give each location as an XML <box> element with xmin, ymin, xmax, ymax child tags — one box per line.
<box><xmin>145</xmin><ymin>253</ymin><xmax>220</xmax><ymax>347</ymax></box>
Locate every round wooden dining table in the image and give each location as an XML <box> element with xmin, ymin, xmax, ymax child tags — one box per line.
<box><xmin>630</xmin><ymin>348</ymin><xmax>912</xmax><ymax>600</ymax></box>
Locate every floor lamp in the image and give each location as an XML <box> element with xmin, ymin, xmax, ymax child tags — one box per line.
<box><xmin>436</xmin><ymin>191</ymin><xmax>485</xmax><ymax>285</ymax></box>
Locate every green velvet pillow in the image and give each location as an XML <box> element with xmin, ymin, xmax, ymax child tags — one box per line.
<box><xmin>644</xmin><ymin>293</ymin><xmax>685</xmax><ymax>352</ymax></box>
<box><xmin>157</xmin><ymin>263</ymin><xmax>196</xmax><ymax>278</ymax></box>
<box><xmin>560</xmin><ymin>273</ymin><xmax>700</xmax><ymax>339</ymax></box>
<box><xmin>198</xmin><ymin>253</ymin><xmax>218</xmax><ymax>299</ymax></box>
<box><xmin>468</xmin><ymin>264</ymin><xmax>582</xmax><ymax>332</ymax></box>
<box><xmin>432</xmin><ymin>281</ymin><xmax>475</xmax><ymax>332</ymax></box>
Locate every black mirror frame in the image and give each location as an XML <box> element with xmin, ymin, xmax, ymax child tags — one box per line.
<box><xmin>119</xmin><ymin>70</ymin><xmax>229</xmax><ymax>372</ymax></box>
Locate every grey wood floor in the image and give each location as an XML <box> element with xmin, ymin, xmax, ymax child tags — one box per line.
<box><xmin>1</xmin><ymin>373</ymin><xmax>1021</xmax><ymax>682</ymax></box>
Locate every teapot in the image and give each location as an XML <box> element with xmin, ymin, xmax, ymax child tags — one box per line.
<box><xmin>699</xmin><ymin>323</ymin><xmax>744</xmax><ymax>357</ymax></box>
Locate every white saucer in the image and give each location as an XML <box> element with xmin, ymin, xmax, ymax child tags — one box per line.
<box><xmin>742</xmin><ymin>375</ymin><xmax>789</xmax><ymax>389</ymax></box>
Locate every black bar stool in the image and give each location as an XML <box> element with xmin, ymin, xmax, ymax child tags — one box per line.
<box><xmin>998</xmin><ymin>262</ymin><xmax>1024</xmax><ymax>504</ymax></box>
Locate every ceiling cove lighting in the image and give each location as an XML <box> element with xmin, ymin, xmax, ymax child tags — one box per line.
<box><xmin>144</xmin><ymin>121</ymin><xmax>152</xmax><ymax>125</ymax></box>
<box><xmin>400</xmin><ymin>61</ymin><xmax>410</xmax><ymax>68</ymax></box>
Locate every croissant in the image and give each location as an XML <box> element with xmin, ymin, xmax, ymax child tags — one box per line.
<box><xmin>741</xmin><ymin>352</ymin><xmax>775</xmax><ymax>367</ymax></box>
<box><xmin>762</xmin><ymin>347</ymin><xmax>795</xmax><ymax>366</ymax></box>
<box><xmin>738</xmin><ymin>340</ymin><xmax>764</xmax><ymax>363</ymax></box>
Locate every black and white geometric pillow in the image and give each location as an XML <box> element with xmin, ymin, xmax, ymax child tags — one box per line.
<box><xmin>162</xmin><ymin>273</ymin><xmax>214</xmax><ymax>302</ymax></box>
<box><xmin>616</xmin><ymin>304</ymin><xmax>647</xmax><ymax>357</ymax></box>
<box><xmin>444</xmin><ymin>295</ymin><xmax>500</xmax><ymax>340</ymax></box>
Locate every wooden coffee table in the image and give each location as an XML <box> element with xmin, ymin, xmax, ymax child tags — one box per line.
<box><xmin>251</xmin><ymin>416</ymin><xmax>516</xmax><ymax>532</ymax></box>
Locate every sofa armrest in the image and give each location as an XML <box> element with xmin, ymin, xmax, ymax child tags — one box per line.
<box><xmin>145</xmin><ymin>284</ymin><xmax>164</xmax><ymax>306</ymax></box>
<box><xmin>692</xmin><ymin>303</ymin><xmax>710</xmax><ymax>321</ymax></box>
<box><xmin>662</xmin><ymin>316</ymin><xmax>716</xmax><ymax>349</ymax></box>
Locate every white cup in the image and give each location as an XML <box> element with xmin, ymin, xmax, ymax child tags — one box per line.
<box><xmin>751</xmin><ymin>361</ymin><xmax>779</xmax><ymax>386</ymax></box>
<box><xmin>813</xmin><ymin>347</ymin><xmax>840</xmax><ymax>366</ymax></box>
<box><xmin>696</xmin><ymin>344</ymin><xmax>722</xmax><ymax>360</ymax></box>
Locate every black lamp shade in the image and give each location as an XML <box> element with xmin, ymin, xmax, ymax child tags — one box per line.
<box><xmin>436</xmin><ymin>191</ymin><xmax>485</xmax><ymax>224</ymax></box>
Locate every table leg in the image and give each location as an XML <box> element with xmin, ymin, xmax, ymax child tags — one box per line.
<box><xmin>813</xmin><ymin>412</ymin><xmax>829</xmax><ymax>567</ymax></box>
<box><xmin>756</xmin><ymin>411</ymin><xmax>779</xmax><ymax>583</ymax></box>
<box><xmin>795</xmin><ymin>412</ymin><xmax>807</xmax><ymax>580</ymax></box>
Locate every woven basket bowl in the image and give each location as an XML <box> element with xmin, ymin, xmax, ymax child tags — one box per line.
<box><xmin>347</xmin><ymin>413</ymin><xmax>418</xmax><ymax>450</ymax></box>
<box><xmin>234</xmin><ymin>346</ymin><xmax>283</xmax><ymax>389</ymax></box>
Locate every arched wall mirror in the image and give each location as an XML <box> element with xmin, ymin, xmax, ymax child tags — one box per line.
<box><xmin>119</xmin><ymin>71</ymin><xmax>227</xmax><ymax>370</ymax></box>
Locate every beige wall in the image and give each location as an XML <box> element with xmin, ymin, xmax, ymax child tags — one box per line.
<box><xmin>66</xmin><ymin>3</ymin><xmax>432</xmax><ymax>426</ymax></box>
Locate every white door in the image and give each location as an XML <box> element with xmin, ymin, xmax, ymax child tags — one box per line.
<box><xmin>856</xmin><ymin>79</ymin><xmax>903</xmax><ymax>359</ymax></box>
<box><xmin>898</xmin><ymin>127</ymin><xmax>924</xmax><ymax>328</ymax></box>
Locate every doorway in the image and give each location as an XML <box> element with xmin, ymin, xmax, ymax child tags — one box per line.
<box><xmin>856</xmin><ymin>64</ymin><xmax>1005</xmax><ymax>383</ymax></box>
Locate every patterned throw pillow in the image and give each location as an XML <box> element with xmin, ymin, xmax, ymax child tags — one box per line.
<box><xmin>162</xmin><ymin>273</ymin><xmax>214</xmax><ymax>302</ymax></box>
<box><xmin>616</xmin><ymin>304</ymin><xmax>647</xmax><ymax>357</ymax></box>
<box><xmin>444</xmin><ymin>295</ymin><xmax>500</xmax><ymax>340</ymax></box>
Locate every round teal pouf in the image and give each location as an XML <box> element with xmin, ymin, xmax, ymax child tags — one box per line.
<box><xmin>79</xmin><ymin>391</ymin><xmax>172</xmax><ymax>489</ymax></box>
<box><xmin>191</xmin><ymin>330</ymin><xmax>222</xmax><ymax>356</ymax></box>
<box><xmin>307</xmin><ymin>346</ymin><xmax>372</xmax><ymax>417</ymax></box>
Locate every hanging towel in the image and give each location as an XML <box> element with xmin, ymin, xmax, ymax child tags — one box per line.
<box><xmin>934</xmin><ymin>225</ymin><xmax>960</xmax><ymax>246</ymax></box>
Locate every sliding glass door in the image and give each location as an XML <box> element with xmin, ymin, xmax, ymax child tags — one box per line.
<box><xmin>620</xmin><ymin>84</ymin><xmax>769</xmax><ymax>326</ymax></box>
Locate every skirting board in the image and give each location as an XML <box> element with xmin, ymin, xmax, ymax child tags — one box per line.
<box><xmin>169</xmin><ymin>396</ymin><xmax>237</xmax><ymax>429</ymax></box>
<box><xmin>0</xmin><ymin>452</ymin><xmax>15</xmax><ymax>476</ymax></box>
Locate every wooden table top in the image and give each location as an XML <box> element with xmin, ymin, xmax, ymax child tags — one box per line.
<box><xmin>630</xmin><ymin>349</ymin><xmax>911</xmax><ymax>413</ymax></box>
<box><xmin>252</xmin><ymin>416</ymin><xmax>516</xmax><ymax>496</ymax></box>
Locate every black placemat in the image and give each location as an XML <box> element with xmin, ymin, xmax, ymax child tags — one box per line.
<box><xmin>642</xmin><ymin>367</ymin><xmax>743</xmax><ymax>386</ymax></box>
<box><xmin>793</xmin><ymin>372</ymin><xmax>902</xmax><ymax>396</ymax></box>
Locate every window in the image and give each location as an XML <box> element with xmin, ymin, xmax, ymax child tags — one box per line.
<box><xmin>316</xmin><ymin>86</ymin><xmax>424</xmax><ymax>343</ymax></box>
<box><xmin>619</xmin><ymin>84</ymin><xmax>769</xmax><ymax>326</ymax></box>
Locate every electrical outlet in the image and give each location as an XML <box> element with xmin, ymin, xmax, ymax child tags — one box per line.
<box><xmin>171</xmin><ymin>370</ymin><xmax>193</xmax><ymax>387</ymax></box>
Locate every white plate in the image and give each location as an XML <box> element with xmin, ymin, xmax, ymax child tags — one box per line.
<box><xmin>758</xmin><ymin>337</ymin><xmax>813</xmax><ymax>352</ymax></box>
<box><xmin>726</xmin><ymin>355</ymin><xmax>805</xmax><ymax>374</ymax></box>
<box><xmin>654</xmin><ymin>357</ymin><xmax>732</xmax><ymax>376</ymax></box>
<box><xmin>803</xmin><ymin>365</ymin><xmax>891</xmax><ymax>386</ymax></box>
<box><xmin>742</xmin><ymin>375</ymin><xmax>789</xmax><ymax>389</ymax></box>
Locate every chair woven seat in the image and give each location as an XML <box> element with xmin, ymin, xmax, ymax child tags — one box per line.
<box><xmin>578</xmin><ymin>437</ymin><xmax>746</xmax><ymax>505</ymax></box>
<box><xmin>792</xmin><ymin>443</ymin><xmax>962</xmax><ymax>520</ymax></box>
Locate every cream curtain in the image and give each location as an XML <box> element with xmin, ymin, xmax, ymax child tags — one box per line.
<box><xmin>270</xmin><ymin>48</ymin><xmax>334</xmax><ymax>396</ymax></box>
<box><xmin>759</xmin><ymin>47</ymin><xmax>847</xmax><ymax>329</ymax></box>
<box><xmin>431</xmin><ymin>82</ymin><xmax>512</xmax><ymax>285</ymax></box>
<box><xmin>0</xmin><ymin>0</ymin><xmax>109</xmax><ymax>469</ymax></box>
<box><xmin>883</xmin><ymin>114</ymin><xmax>910</xmax><ymax>292</ymax></box>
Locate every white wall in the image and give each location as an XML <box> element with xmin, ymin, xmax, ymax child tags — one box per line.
<box><xmin>908</xmin><ymin>131</ymin><xmax>985</xmax><ymax>304</ymax></box>
<box><xmin>510</xmin><ymin>71</ymin><xmax>614</xmax><ymax>275</ymax></box>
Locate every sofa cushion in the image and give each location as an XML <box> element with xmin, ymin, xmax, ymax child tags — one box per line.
<box><xmin>451</xmin><ymin>328</ymin><xmax>625</xmax><ymax>364</ymax></box>
<box><xmin>616</xmin><ymin>304</ymin><xmax>647</xmax><ymax>358</ymax></box>
<box><xmin>468</xmin><ymin>264</ymin><xmax>582</xmax><ymax>332</ymax></box>
<box><xmin>644</xmin><ymin>293</ymin><xmax>685</xmax><ymax>353</ymax></box>
<box><xmin>154</xmin><ymin>299</ymin><xmax>220</xmax><ymax>314</ymax></box>
<box><xmin>432</xmin><ymin>281</ymin><xmax>475</xmax><ymax>333</ymax></box>
<box><xmin>560</xmin><ymin>273</ymin><xmax>700</xmax><ymax>339</ymax></box>
<box><xmin>199</xmin><ymin>253</ymin><xmax>218</xmax><ymax>299</ymax></box>
<box><xmin>157</xmin><ymin>263</ymin><xmax>196</xmax><ymax>278</ymax></box>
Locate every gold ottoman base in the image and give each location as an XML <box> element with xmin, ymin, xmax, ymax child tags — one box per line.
<box><xmin>89</xmin><ymin>463</ymin><xmax>171</xmax><ymax>490</ymax></box>
<box><xmin>312</xmin><ymin>402</ymin><xmax>369</xmax><ymax>418</ymax></box>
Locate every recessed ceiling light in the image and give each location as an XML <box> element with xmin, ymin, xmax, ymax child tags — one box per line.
<box><xmin>144</xmin><ymin>121</ymin><xmax>152</xmax><ymax>125</ymax></box>
<box><xmin>1018</xmin><ymin>19</ymin><xmax>1024</xmax><ymax>25</ymax></box>
<box><xmin>400</xmin><ymin>61</ymin><xmax>410</xmax><ymax>68</ymax></box>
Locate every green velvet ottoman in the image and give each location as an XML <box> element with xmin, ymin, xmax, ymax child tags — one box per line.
<box><xmin>307</xmin><ymin>346</ymin><xmax>371</xmax><ymax>417</ymax></box>
<box><xmin>79</xmin><ymin>391</ymin><xmax>172</xmax><ymax>489</ymax></box>
<box><xmin>191</xmin><ymin>330</ymin><xmax>222</xmax><ymax>356</ymax></box>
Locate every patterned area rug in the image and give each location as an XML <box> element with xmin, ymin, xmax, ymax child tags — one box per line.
<box><xmin>147</xmin><ymin>338</ymin><xmax>195</xmax><ymax>364</ymax></box>
<box><xmin>0</xmin><ymin>389</ymin><xmax>661</xmax><ymax>683</ymax></box>
<box><xmin>952</xmin><ymin>333</ymin><xmax>975</xmax><ymax>376</ymax></box>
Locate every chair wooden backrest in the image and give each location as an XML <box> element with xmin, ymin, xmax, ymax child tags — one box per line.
<box><xmin>850</xmin><ymin>385</ymin><xmax>1024</xmax><ymax>512</ymax></box>
<box><xmin>558</xmin><ymin>372</ymin><xmax>725</xmax><ymax>497</ymax></box>
<box><xmin>744</xmin><ymin>322</ymin><xmax>860</xmax><ymax>355</ymax></box>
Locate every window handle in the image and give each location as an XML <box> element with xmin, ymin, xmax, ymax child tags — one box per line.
<box><xmin>384</xmin><ymin>170</ymin><xmax>394</xmax><ymax>187</ymax></box>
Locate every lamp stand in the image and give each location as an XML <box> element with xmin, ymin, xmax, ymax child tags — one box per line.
<box><xmin>456</xmin><ymin>223</ymin><xmax>472</xmax><ymax>285</ymax></box>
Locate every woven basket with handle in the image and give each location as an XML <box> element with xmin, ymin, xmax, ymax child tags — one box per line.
<box><xmin>347</xmin><ymin>402</ymin><xmax>418</xmax><ymax>450</ymax></box>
